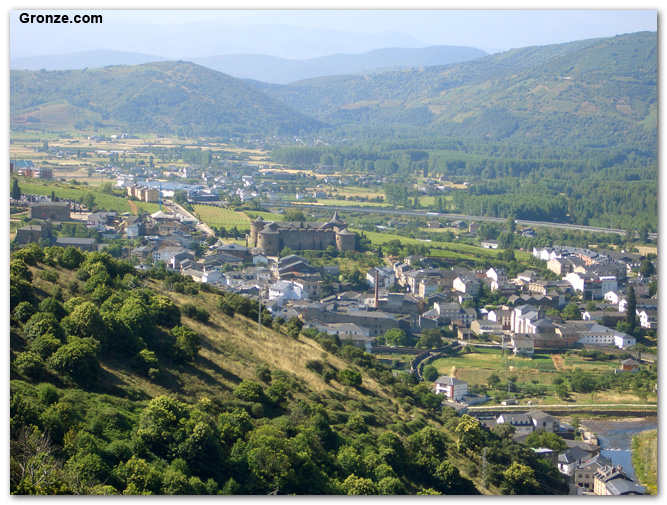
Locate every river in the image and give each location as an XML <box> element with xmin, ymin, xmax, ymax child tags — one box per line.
<box><xmin>580</xmin><ymin>417</ymin><xmax>658</xmax><ymax>480</ymax></box>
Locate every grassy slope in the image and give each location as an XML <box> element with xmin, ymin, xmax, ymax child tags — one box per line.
<box><xmin>15</xmin><ymin>261</ymin><xmax>507</xmax><ymax>494</ymax></box>
<box><xmin>631</xmin><ymin>430</ymin><xmax>658</xmax><ymax>494</ymax></box>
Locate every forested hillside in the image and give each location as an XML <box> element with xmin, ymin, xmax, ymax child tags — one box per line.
<box><xmin>10</xmin><ymin>61</ymin><xmax>326</xmax><ymax>136</ymax></box>
<box><xmin>10</xmin><ymin>244</ymin><xmax>568</xmax><ymax>495</ymax></box>
<box><xmin>259</xmin><ymin>32</ymin><xmax>657</xmax><ymax>148</ymax></box>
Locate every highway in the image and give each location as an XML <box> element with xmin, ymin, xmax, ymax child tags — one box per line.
<box><xmin>263</xmin><ymin>202</ymin><xmax>657</xmax><ymax>240</ymax></box>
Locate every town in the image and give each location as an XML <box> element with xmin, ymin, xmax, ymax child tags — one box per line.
<box><xmin>10</xmin><ymin>141</ymin><xmax>657</xmax><ymax>495</ymax></box>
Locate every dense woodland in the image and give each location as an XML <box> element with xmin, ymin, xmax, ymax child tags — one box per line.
<box><xmin>10</xmin><ymin>244</ymin><xmax>569</xmax><ymax>495</ymax></box>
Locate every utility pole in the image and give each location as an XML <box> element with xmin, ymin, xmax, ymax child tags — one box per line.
<box><xmin>482</xmin><ymin>447</ymin><xmax>489</xmax><ymax>492</ymax></box>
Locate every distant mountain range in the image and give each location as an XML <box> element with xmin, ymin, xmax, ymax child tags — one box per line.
<box><xmin>10</xmin><ymin>50</ymin><xmax>169</xmax><ymax>71</ymax></box>
<box><xmin>10</xmin><ymin>32</ymin><xmax>657</xmax><ymax>147</ymax></box>
<box><xmin>11</xmin><ymin>45</ymin><xmax>488</xmax><ymax>84</ymax></box>
<box><xmin>190</xmin><ymin>46</ymin><xmax>487</xmax><ymax>84</ymax></box>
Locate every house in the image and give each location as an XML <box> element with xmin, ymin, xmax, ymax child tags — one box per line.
<box><xmin>453</xmin><ymin>276</ymin><xmax>480</xmax><ymax>296</ymax></box>
<box><xmin>366</xmin><ymin>266</ymin><xmax>395</xmax><ymax>289</ymax></box>
<box><xmin>528</xmin><ymin>411</ymin><xmax>559</xmax><ymax>433</ymax></box>
<box><xmin>575</xmin><ymin>323</ymin><xmax>636</xmax><ymax>349</ymax></box>
<box><xmin>637</xmin><ymin>309</ymin><xmax>657</xmax><ymax>330</ymax></box>
<box><xmin>434</xmin><ymin>376</ymin><xmax>468</xmax><ymax>401</ymax></box>
<box><xmin>510</xmin><ymin>334</ymin><xmax>535</xmax><ymax>357</ymax></box>
<box><xmin>574</xmin><ymin>454</ymin><xmax>614</xmax><ymax>491</ymax></box>
<box><xmin>593</xmin><ymin>465</ymin><xmax>647</xmax><ymax>495</ymax></box>
<box><xmin>496</xmin><ymin>414</ymin><xmax>534</xmax><ymax>436</ymax></box>
<box><xmin>487</xmin><ymin>309</ymin><xmax>512</xmax><ymax>330</ymax></box>
<box><xmin>480</xmin><ymin>240</ymin><xmax>499</xmax><ymax>249</ymax></box>
<box><xmin>620</xmin><ymin>358</ymin><xmax>641</xmax><ymax>372</ymax></box>
<box><xmin>558</xmin><ymin>446</ymin><xmax>592</xmax><ymax>477</ymax></box>
<box><xmin>14</xmin><ymin>225</ymin><xmax>47</xmax><ymax>245</ymax></box>
<box><xmin>30</xmin><ymin>201</ymin><xmax>70</xmax><ymax>221</ymax></box>
<box><xmin>54</xmin><ymin>237</ymin><xmax>97</xmax><ymax>251</ymax></box>
<box><xmin>268</xmin><ymin>280</ymin><xmax>309</xmax><ymax>301</ymax></box>
<box><xmin>470</xmin><ymin>319</ymin><xmax>503</xmax><ymax>336</ymax></box>
<box><xmin>310</xmin><ymin>323</ymin><xmax>373</xmax><ymax>352</ymax></box>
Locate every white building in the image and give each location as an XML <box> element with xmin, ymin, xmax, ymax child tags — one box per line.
<box><xmin>434</xmin><ymin>376</ymin><xmax>468</xmax><ymax>401</ymax></box>
<box><xmin>268</xmin><ymin>280</ymin><xmax>308</xmax><ymax>301</ymax></box>
<box><xmin>576</xmin><ymin>323</ymin><xmax>636</xmax><ymax>349</ymax></box>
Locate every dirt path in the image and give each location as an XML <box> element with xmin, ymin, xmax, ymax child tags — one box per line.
<box><xmin>551</xmin><ymin>354</ymin><xmax>566</xmax><ymax>371</ymax></box>
<box><xmin>127</xmin><ymin>199</ymin><xmax>139</xmax><ymax>216</ymax></box>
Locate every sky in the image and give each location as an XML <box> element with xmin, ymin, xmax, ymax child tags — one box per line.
<box><xmin>7</xmin><ymin>3</ymin><xmax>659</xmax><ymax>59</ymax></box>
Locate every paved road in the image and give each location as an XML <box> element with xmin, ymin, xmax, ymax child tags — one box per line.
<box><xmin>164</xmin><ymin>200</ymin><xmax>215</xmax><ymax>237</ymax></box>
<box><xmin>263</xmin><ymin>202</ymin><xmax>657</xmax><ymax>240</ymax></box>
<box><xmin>468</xmin><ymin>404</ymin><xmax>657</xmax><ymax>410</ymax></box>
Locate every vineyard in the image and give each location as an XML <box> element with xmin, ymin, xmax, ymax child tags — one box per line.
<box><xmin>192</xmin><ymin>204</ymin><xmax>251</xmax><ymax>231</ymax></box>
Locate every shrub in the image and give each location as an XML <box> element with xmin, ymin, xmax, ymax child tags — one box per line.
<box><xmin>171</xmin><ymin>325</ymin><xmax>202</xmax><ymax>362</ymax></box>
<box><xmin>232</xmin><ymin>380</ymin><xmax>264</xmax><ymax>403</ymax></box>
<box><xmin>181</xmin><ymin>303</ymin><xmax>210</xmax><ymax>324</ymax></box>
<box><xmin>38</xmin><ymin>269</ymin><xmax>59</xmax><ymax>283</ymax></box>
<box><xmin>13</xmin><ymin>301</ymin><xmax>36</xmax><ymax>323</ymax></box>
<box><xmin>338</xmin><ymin>369</ymin><xmax>362</xmax><ymax>387</ymax></box>
<box><xmin>14</xmin><ymin>351</ymin><xmax>45</xmax><ymax>379</ymax></box>
<box><xmin>30</xmin><ymin>333</ymin><xmax>63</xmax><ymax>359</ymax></box>
<box><xmin>132</xmin><ymin>349</ymin><xmax>160</xmax><ymax>377</ymax></box>
<box><xmin>47</xmin><ymin>337</ymin><xmax>100</xmax><ymax>386</ymax></box>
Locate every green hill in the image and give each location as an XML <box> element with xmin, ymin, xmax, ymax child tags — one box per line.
<box><xmin>10</xmin><ymin>61</ymin><xmax>327</xmax><ymax>136</ymax></box>
<box><xmin>259</xmin><ymin>32</ymin><xmax>657</xmax><ymax>147</ymax></box>
<box><xmin>10</xmin><ymin>245</ymin><xmax>568</xmax><ymax>495</ymax></box>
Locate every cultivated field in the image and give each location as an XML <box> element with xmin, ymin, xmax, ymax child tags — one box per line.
<box><xmin>192</xmin><ymin>204</ymin><xmax>251</xmax><ymax>231</ymax></box>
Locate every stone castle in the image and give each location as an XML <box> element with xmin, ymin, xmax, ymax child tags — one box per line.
<box><xmin>249</xmin><ymin>211</ymin><xmax>356</xmax><ymax>256</ymax></box>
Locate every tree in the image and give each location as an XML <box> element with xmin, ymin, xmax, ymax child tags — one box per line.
<box><xmin>171</xmin><ymin>325</ymin><xmax>201</xmax><ymax>362</ymax></box>
<box><xmin>82</xmin><ymin>192</ymin><xmax>96</xmax><ymax>211</ymax></box>
<box><xmin>501</xmin><ymin>462</ymin><xmax>540</xmax><ymax>495</ymax></box>
<box><xmin>524</xmin><ymin>430</ymin><xmax>567</xmax><ymax>451</ymax></box>
<box><xmin>47</xmin><ymin>337</ymin><xmax>100</xmax><ymax>386</ymax></box>
<box><xmin>434</xmin><ymin>460</ymin><xmax>478</xmax><ymax>494</ymax></box>
<box><xmin>454</xmin><ymin>414</ymin><xmax>487</xmax><ymax>455</ymax></box>
<box><xmin>418</xmin><ymin>329</ymin><xmax>443</xmax><ymax>349</ymax></box>
<box><xmin>487</xmin><ymin>372</ymin><xmax>502</xmax><ymax>389</ymax></box>
<box><xmin>625</xmin><ymin>286</ymin><xmax>637</xmax><ymax>332</ymax></box>
<box><xmin>62</xmin><ymin>301</ymin><xmax>107</xmax><ymax>347</ymax></box>
<box><xmin>422</xmin><ymin>364</ymin><xmax>440</xmax><ymax>382</ymax></box>
<box><xmin>11</xmin><ymin>178</ymin><xmax>21</xmax><ymax>200</ymax></box>
<box><xmin>232</xmin><ymin>380</ymin><xmax>264</xmax><ymax>403</ymax></box>
<box><xmin>342</xmin><ymin>474</ymin><xmax>377</xmax><ymax>495</ymax></box>
<box><xmin>338</xmin><ymin>369</ymin><xmax>362</xmax><ymax>387</ymax></box>
<box><xmin>506</xmin><ymin>215</ymin><xmax>517</xmax><ymax>234</ymax></box>
<box><xmin>59</xmin><ymin>247</ymin><xmax>85</xmax><ymax>270</ymax></box>
<box><xmin>639</xmin><ymin>259</ymin><xmax>655</xmax><ymax>278</ymax></box>
<box><xmin>283</xmin><ymin>209</ymin><xmax>306</xmax><ymax>222</ymax></box>
<box><xmin>561</xmin><ymin>302</ymin><xmax>582</xmax><ymax>320</ymax></box>
<box><xmin>383</xmin><ymin>328</ymin><xmax>411</xmax><ymax>347</ymax></box>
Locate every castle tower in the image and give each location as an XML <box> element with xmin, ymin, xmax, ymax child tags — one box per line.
<box><xmin>335</xmin><ymin>228</ymin><xmax>356</xmax><ymax>252</ymax></box>
<box><xmin>250</xmin><ymin>216</ymin><xmax>265</xmax><ymax>246</ymax></box>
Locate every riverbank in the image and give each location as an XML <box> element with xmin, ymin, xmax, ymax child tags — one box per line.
<box><xmin>631</xmin><ymin>430</ymin><xmax>658</xmax><ymax>495</ymax></box>
<box><xmin>578</xmin><ymin>417</ymin><xmax>658</xmax><ymax>487</ymax></box>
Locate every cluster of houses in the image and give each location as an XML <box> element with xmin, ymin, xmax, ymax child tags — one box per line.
<box><xmin>14</xmin><ymin>195</ymin><xmax>656</xmax><ymax>359</ymax></box>
<box><xmin>473</xmin><ymin>409</ymin><xmax>647</xmax><ymax>495</ymax></box>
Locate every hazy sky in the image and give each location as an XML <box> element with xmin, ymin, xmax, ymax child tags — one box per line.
<box><xmin>8</xmin><ymin>3</ymin><xmax>658</xmax><ymax>58</ymax></box>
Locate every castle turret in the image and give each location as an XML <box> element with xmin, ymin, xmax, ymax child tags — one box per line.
<box><xmin>250</xmin><ymin>216</ymin><xmax>265</xmax><ymax>246</ymax></box>
<box><xmin>335</xmin><ymin>228</ymin><xmax>356</xmax><ymax>252</ymax></box>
